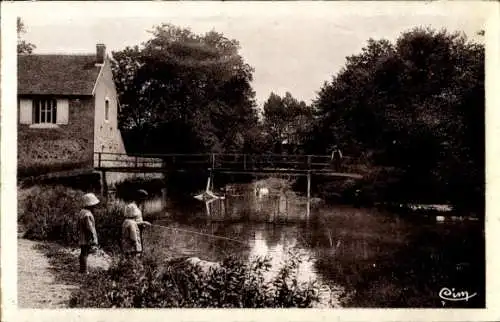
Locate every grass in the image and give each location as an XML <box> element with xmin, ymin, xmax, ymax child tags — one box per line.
<box><xmin>33</xmin><ymin>243</ymin><xmax>99</xmax><ymax>287</ymax></box>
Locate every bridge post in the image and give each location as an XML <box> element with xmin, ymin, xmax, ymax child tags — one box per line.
<box><xmin>306</xmin><ymin>171</ymin><xmax>311</xmax><ymax>218</ymax></box>
<box><xmin>100</xmin><ymin>171</ymin><xmax>108</xmax><ymax>196</ymax></box>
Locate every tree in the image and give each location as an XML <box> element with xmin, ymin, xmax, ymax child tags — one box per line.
<box><xmin>262</xmin><ymin>92</ymin><xmax>313</xmax><ymax>153</ymax></box>
<box><xmin>17</xmin><ymin>18</ymin><xmax>36</xmax><ymax>54</ymax></box>
<box><xmin>112</xmin><ymin>24</ymin><xmax>259</xmax><ymax>154</ymax></box>
<box><xmin>311</xmin><ymin>27</ymin><xmax>484</xmax><ymax>209</ymax></box>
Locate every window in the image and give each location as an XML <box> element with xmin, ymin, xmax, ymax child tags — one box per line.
<box><xmin>33</xmin><ymin>98</ymin><xmax>57</xmax><ymax>124</ymax></box>
<box><xmin>105</xmin><ymin>99</ymin><xmax>110</xmax><ymax>121</ymax></box>
<box><xmin>19</xmin><ymin>98</ymin><xmax>68</xmax><ymax>126</ymax></box>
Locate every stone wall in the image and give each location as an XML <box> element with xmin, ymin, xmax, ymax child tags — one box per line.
<box><xmin>18</xmin><ymin>96</ymin><xmax>94</xmax><ymax>177</ymax></box>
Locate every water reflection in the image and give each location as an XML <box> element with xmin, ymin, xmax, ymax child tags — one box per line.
<box><xmin>149</xmin><ymin>182</ymin><xmax>484</xmax><ymax>307</ymax></box>
<box><xmin>248</xmin><ymin>230</ymin><xmax>318</xmax><ymax>284</ymax></box>
<box><xmin>203</xmin><ymin>188</ymin><xmax>313</xmax><ymax>223</ymax></box>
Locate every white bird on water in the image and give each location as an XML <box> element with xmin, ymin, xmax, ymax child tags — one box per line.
<box><xmin>255</xmin><ymin>186</ymin><xmax>270</xmax><ymax>197</ymax></box>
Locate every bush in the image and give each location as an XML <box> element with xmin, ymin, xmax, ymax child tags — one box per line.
<box><xmin>18</xmin><ymin>185</ymin><xmax>124</xmax><ymax>252</ymax></box>
<box><xmin>70</xmin><ymin>253</ymin><xmax>325</xmax><ymax>308</ymax></box>
<box><xmin>94</xmin><ymin>202</ymin><xmax>125</xmax><ymax>254</ymax></box>
<box><xmin>18</xmin><ymin>185</ymin><xmax>83</xmax><ymax>244</ymax></box>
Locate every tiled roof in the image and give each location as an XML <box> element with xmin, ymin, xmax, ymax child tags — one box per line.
<box><xmin>18</xmin><ymin>54</ymin><xmax>102</xmax><ymax>96</ymax></box>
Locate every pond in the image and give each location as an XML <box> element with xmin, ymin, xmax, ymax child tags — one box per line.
<box><xmin>142</xmin><ymin>180</ymin><xmax>484</xmax><ymax>308</ymax></box>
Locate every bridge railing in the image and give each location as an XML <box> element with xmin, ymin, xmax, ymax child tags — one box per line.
<box><xmin>94</xmin><ymin>152</ymin><xmax>164</xmax><ymax>169</ymax></box>
<box><xmin>94</xmin><ymin>152</ymin><xmax>361</xmax><ymax>172</ymax></box>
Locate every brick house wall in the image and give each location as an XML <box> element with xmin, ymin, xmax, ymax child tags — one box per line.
<box><xmin>18</xmin><ymin>96</ymin><xmax>95</xmax><ymax>176</ymax></box>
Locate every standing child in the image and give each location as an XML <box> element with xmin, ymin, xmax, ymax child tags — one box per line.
<box><xmin>123</xmin><ymin>189</ymin><xmax>151</xmax><ymax>255</ymax></box>
<box><xmin>121</xmin><ymin>208</ymin><xmax>142</xmax><ymax>258</ymax></box>
<box><xmin>78</xmin><ymin>193</ymin><xmax>100</xmax><ymax>274</ymax></box>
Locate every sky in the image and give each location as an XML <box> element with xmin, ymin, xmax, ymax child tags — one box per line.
<box><xmin>18</xmin><ymin>1</ymin><xmax>489</xmax><ymax>108</ymax></box>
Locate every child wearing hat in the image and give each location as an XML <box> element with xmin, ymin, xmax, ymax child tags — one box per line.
<box><xmin>121</xmin><ymin>206</ymin><xmax>143</xmax><ymax>258</ymax></box>
<box><xmin>123</xmin><ymin>189</ymin><xmax>151</xmax><ymax>256</ymax></box>
<box><xmin>124</xmin><ymin>189</ymin><xmax>151</xmax><ymax>226</ymax></box>
<box><xmin>78</xmin><ymin>193</ymin><xmax>100</xmax><ymax>274</ymax></box>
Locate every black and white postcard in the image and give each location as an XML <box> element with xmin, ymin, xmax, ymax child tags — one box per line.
<box><xmin>1</xmin><ymin>1</ymin><xmax>499</xmax><ymax>321</ymax></box>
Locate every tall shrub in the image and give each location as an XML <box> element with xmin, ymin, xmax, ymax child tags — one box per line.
<box><xmin>18</xmin><ymin>185</ymin><xmax>123</xmax><ymax>252</ymax></box>
<box><xmin>18</xmin><ymin>185</ymin><xmax>83</xmax><ymax>244</ymax></box>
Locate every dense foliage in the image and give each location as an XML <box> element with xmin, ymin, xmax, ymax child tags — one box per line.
<box><xmin>69</xmin><ymin>254</ymin><xmax>326</xmax><ymax>308</ymax></box>
<box><xmin>18</xmin><ymin>186</ymin><xmax>123</xmax><ymax>253</ymax></box>
<box><xmin>112</xmin><ymin>24</ymin><xmax>261</xmax><ymax>154</ymax></box>
<box><xmin>305</xmin><ymin>28</ymin><xmax>484</xmax><ymax>210</ymax></box>
<box><xmin>262</xmin><ymin>92</ymin><xmax>314</xmax><ymax>154</ymax></box>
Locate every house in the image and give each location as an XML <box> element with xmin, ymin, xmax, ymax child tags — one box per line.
<box><xmin>17</xmin><ymin>44</ymin><xmax>128</xmax><ymax>182</ymax></box>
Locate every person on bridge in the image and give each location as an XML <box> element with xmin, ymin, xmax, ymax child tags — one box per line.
<box><xmin>78</xmin><ymin>193</ymin><xmax>100</xmax><ymax>274</ymax></box>
<box><xmin>330</xmin><ymin>145</ymin><xmax>343</xmax><ymax>171</ymax></box>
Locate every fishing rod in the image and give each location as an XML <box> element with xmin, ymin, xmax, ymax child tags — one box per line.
<box><xmin>149</xmin><ymin>223</ymin><xmax>251</xmax><ymax>246</ymax></box>
<box><xmin>145</xmin><ymin>224</ymin><xmax>323</xmax><ymax>278</ymax></box>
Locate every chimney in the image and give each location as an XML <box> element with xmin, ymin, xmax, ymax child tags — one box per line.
<box><xmin>96</xmin><ymin>44</ymin><xmax>106</xmax><ymax>64</ymax></box>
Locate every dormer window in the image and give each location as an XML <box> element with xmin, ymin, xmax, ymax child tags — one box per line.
<box><xmin>105</xmin><ymin>99</ymin><xmax>110</xmax><ymax>121</ymax></box>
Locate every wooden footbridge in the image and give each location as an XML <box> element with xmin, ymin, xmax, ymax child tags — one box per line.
<box><xmin>94</xmin><ymin>152</ymin><xmax>363</xmax><ymax>178</ymax></box>
<box><xmin>95</xmin><ymin>152</ymin><xmax>365</xmax><ymax>217</ymax></box>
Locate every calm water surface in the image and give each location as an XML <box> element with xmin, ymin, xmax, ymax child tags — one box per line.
<box><xmin>144</xmin><ymin>183</ymin><xmax>484</xmax><ymax>308</ymax></box>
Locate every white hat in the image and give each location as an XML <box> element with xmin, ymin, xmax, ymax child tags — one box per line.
<box><xmin>83</xmin><ymin>193</ymin><xmax>100</xmax><ymax>207</ymax></box>
<box><xmin>124</xmin><ymin>203</ymin><xmax>141</xmax><ymax>219</ymax></box>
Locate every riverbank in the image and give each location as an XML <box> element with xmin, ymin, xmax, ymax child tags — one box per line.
<box><xmin>18</xmin><ymin>235</ymin><xmax>336</xmax><ymax>308</ymax></box>
<box><xmin>18</xmin><ymin>184</ymin><xmax>335</xmax><ymax>308</ymax></box>
<box><xmin>17</xmin><ymin>237</ymin><xmax>111</xmax><ymax>308</ymax></box>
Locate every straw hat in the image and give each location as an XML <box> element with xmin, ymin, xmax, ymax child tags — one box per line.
<box><xmin>124</xmin><ymin>203</ymin><xmax>141</xmax><ymax>219</ymax></box>
<box><xmin>82</xmin><ymin>193</ymin><xmax>100</xmax><ymax>207</ymax></box>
